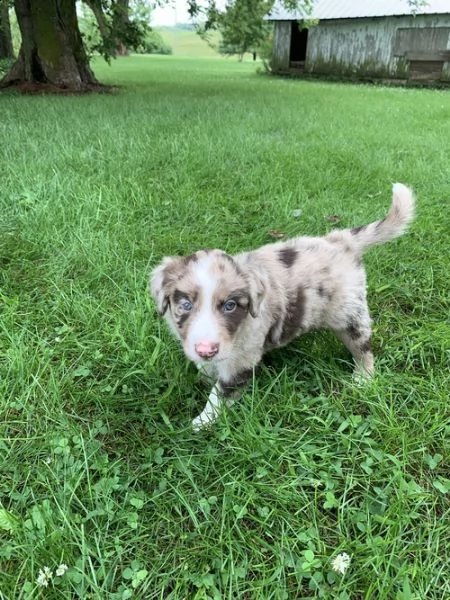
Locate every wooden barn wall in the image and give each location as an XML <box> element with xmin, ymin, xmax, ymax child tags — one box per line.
<box><xmin>272</xmin><ymin>21</ymin><xmax>292</xmax><ymax>71</ymax></box>
<box><xmin>305</xmin><ymin>14</ymin><xmax>450</xmax><ymax>80</ymax></box>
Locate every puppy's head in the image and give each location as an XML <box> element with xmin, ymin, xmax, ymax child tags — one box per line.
<box><xmin>149</xmin><ymin>250</ymin><xmax>262</xmax><ymax>363</ymax></box>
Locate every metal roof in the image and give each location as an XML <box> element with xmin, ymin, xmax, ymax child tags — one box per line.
<box><xmin>269</xmin><ymin>0</ymin><xmax>450</xmax><ymax>20</ymax></box>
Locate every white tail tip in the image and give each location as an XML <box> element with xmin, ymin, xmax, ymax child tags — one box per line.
<box><xmin>392</xmin><ymin>182</ymin><xmax>411</xmax><ymax>196</ymax></box>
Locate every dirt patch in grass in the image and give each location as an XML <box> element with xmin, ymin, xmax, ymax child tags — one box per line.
<box><xmin>0</xmin><ymin>80</ymin><xmax>116</xmax><ymax>95</ymax></box>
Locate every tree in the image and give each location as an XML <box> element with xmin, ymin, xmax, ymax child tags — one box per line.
<box><xmin>0</xmin><ymin>0</ymin><xmax>14</xmax><ymax>59</ymax></box>
<box><xmin>113</xmin><ymin>0</ymin><xmax>130</xmax><ymax>56</ymax></box>
<box><xmin>197</xmin><ymin>0</ymin><xmax>313</xmax><ymax>62</ymax></box>
<box><xmin>0</xmin><ymin>0</ymin><xmax>149</xmax><ymax>91</ymax></box>
<box><xmin>1</xmin><ymin>0</ymin><xmax>99</xmax><ymax>91</ymax></box>
<box><xmin>82</xmin><ymin>0</ymin><xmax>150</xmax><ymax>59</ymax></box>
<box><xmin>215</xmin><ymin>0</ymin><xmax>272</xmax><ymax>61</ymax></box>
<box><xmin>83</xmin><ymin>0</ymin><xmax>130</xmax><ymax>56</ymax></box>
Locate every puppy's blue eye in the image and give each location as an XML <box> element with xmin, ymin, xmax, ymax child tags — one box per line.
<box><xmin>223</xmin><ymin>300</ymin><xmax>237</xmax><ymax>313</ymax></box>
<box><xmin>181</xmin><ymin>300</ymin><xmax>193</xmax><ymax>312</ymax></box>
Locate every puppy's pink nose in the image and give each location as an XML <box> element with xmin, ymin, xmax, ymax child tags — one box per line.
<box><xmin>195</xmin><ymin>341</ymin><xmax>219</xmax><ymax>358</ymax></box>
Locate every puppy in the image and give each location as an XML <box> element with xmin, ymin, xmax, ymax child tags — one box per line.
<box><xmin>150</xmin><ymin>183</ymin><xmax>415</xmax><ymax>430</ymax></box>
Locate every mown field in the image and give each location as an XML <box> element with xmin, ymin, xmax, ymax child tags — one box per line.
<box><xmin>154</xmin><ymin>27</ymin><xmax>257</xmax><ymax>61</ymax></box>
<box><xmin>155</xmin><ymin>27</ymin><xmax>222</xmax><ymax>58</ymax></box>
<box><xmin>1</xmin><ymin>56</ymin><xmax>449</xmax><ymax>599</ymax></box>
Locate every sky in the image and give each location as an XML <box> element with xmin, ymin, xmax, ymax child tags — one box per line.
<box><xmin>151</xmin><ymin>0</ymin><xmax>196</xmax><ymax>26</ymax></box>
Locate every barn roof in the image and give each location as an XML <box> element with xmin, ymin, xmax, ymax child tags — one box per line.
<box><xmin>269</xmin><ymin>0</ymin><xmax>450</xmax><ymax>20</ymax></box>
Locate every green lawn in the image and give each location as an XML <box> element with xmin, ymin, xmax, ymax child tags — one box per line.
<box><xmin>155</xmin><ymin>27</ymin><xmax>221</xmax><ymax>58</ymax></box>
<box><xmin>1</xmin><ymin>56</ymin><xmax>449</xmax><ymax>599</ymax></box>
<box><xmin>154</xmin><ymin>27</ymin><xmax>256</xmax><ymax>61</ymax></box>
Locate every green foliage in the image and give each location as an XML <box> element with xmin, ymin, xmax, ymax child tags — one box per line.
<box><xmin>257</xmin><ymin>30</ymin><xmax>273</xmax><ymax>70</ymax></box>
<box><xmin>110</xmin><ymin>1</ymin><xmax>151</xmax><ymax>54</ymax></box>
<box><xmin>0</xmin><ymin>56</ymin><xmax>14</xmax><ymax>76</ymax></box>
<box><xmin>6</xmin><ymin>7</ymin><xmax>20</xmax><ymax>54</ymax></box>
<box><xmin>407</xmin><ymin>0</ymin><xmax>431</xmax><ymax>13</ymax></box>
<box><xmin>0</xmin><ymin>55</ymin><xmax>449</xmax><ymax>598</ymax></box>
<box><xmin>78</xmin><ymin>0</ymin><xmax>151</xmax><ymax>61</ymax></box>
<box><xmin>198</xmin><ymin>0</ymin><xmax>310</xmax><ymax>62</ymax></box>
<box><xmin>135</xmin><ymin>30</ymin><xmax>172</xmax><ymax>55</ymax></box>
<box><xmin>207</xmin><ymin>0</ymin><xmax>272</xmax><ymax>60</ymax></box>
<box><xmin>78</xmin><ymin>4</ymin><xmax>103</xmax><ymax>58</ymax></box>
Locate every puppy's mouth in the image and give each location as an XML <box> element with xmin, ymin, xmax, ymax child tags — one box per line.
<box><xmin>194</xmin><ymin>355</ymin><xmax>227</xmax><ymax>364</ymax></box>
<box><xmin>184</xmin><ymin>347</ymin><xmax>229</xmax><ymax>364</ymax></box>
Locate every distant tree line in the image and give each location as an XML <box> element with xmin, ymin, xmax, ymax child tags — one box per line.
<box><xmin>0</xmin><ymin>0</ymin><xmax>423</xmax><ymax>92</ymax></box>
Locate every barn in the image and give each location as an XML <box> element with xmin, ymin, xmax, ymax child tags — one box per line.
<box><xmin>269</xmin><ymin>0</ymin><xmax>450</xmax><ymax>83</ymax></box>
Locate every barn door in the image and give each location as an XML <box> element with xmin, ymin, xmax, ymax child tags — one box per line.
<box><xmin>394</xmin><ymin>27</ymin><xmax>450</xmax><ymax>82</ymax></box>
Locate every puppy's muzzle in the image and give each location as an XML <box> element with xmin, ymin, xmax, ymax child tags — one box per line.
<box><xmin>195</xmin><ymin>341</ymin><xmax>220</xmax><ymax>359</ymax></box>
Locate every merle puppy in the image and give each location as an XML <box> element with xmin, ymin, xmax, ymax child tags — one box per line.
<box><xmin>150</xmin><ymin>183</ymin><xmax>415</xmax><ymax>430</ymax></box>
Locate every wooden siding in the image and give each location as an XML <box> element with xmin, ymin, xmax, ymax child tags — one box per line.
<box><xmin>272</xmin><ymin>21</ymin><xmax>292</xmax><ymax>71</ymax></box>
<box><xmin>293</xmin><ymin>14</ymin><xmax>450</xmax><ymax>81</ymax></box>
<box><xmin>409</xmin><ymin>60</ymin><xmax>444</xmax><ymax>80</ymax></box>
<box><xmin>394</xmin><ymin>25</ymin><xmax>450</xmax><ymax>56</ymax></box>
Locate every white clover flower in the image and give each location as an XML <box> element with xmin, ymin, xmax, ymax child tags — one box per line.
<box><xmin>309</xmin><ymin>479</ymin><xmax>324</xmax><ymax>488</ymax></box>
<box><xmin>331</xmin><ymin>552</ymin><xmax>351</xmax><ymax>575</ymax></box>
<box><xmin>56</xmin><ymin>563</ymin><xmax>69</xmax><ymax>577</ymax></box>
<box><xmin>36</xmin><ymin>566</ymin><xmax>53</xmax><ymax>587</ymax></box>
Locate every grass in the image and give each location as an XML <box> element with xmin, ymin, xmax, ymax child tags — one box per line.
<box><xmin>155</xmin><ymin>27</ymin><xmax>222</xmax><ymax>58</ymax></box>
<box><xmin>155</xmin><ymin>27</ymin><xmax>258</xmax><ymax>61</ymax></box>
<box><xmin>0</xmin><ymin>55</ymin><xmax>449</xmax><ymax>599</ymax></box>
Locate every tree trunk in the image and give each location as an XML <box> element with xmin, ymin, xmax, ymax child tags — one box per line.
<box><xmin>113</xmin><ymin>0</ymin><xmax>129</xmax><ymax>56</ymax></box>
<box><xmin>83</xmin><ymin>0</ymin><xmax>110</xmax><ymax>43</ymax></box>
<box><xmin>83</xmin><ymin>0</ymin><xmax>130</xmax><ymax>57</ymax></box>
<box><xmin>0</xmin><ymin>0</ymin><xmax>101</xmax><ymax>92</ymax></box>
<box><xmin>0</xmin><ymin>0</ymin><xmax>14</xmax><ymax>58</ymax></box>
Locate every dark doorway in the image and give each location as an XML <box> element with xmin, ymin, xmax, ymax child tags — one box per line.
<box><xmin>290</xmin><ymin>21</ymin><xmax>308</xmax><ymax>64</ymax></box>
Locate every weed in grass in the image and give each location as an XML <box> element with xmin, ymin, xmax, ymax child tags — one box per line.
<box><xmin>0</xmin><ymin>56</ymin><xmax>449</xmax><ymax>599</ymax></box>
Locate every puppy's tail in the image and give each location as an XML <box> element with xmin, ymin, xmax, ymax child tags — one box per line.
<box><xmin>348</xmin><ymin>183</ymin><xmax>415</xmax><ymax>254</ymax></box>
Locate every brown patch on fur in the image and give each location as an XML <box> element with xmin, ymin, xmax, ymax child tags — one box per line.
<box><xmin>171</xmin><ymin>288</ymin><xmax>200</xmax><ymax>334</ymax></box>
<box><xmin>167</xmin><ymin>283</ymin><xmax>199</xmax><ymax>335</ymax></box>
<box><xmin>346</xmin><ymin>318</ymin><xmax>362</xmax><ymax>340</ymax></box>
<box><xmin>219</xmin><ymin>252</ymin><xmax>245</xmax><ymax>277</ymax></box>
<box><xmin>351</xmin><ymin>225</ymin><xmax>366</xmax><ymax>235</ymax></box>
<box><xmin>263</xmin><ymin>307</ymin><xmax>284</xmax><ymax>349</ymax></box>
<box><xmin>173</xmin><ymin>289</ymin><xmax>189</xmax><ymax>304</ymax></box>
<box><xmin>360</xmin><ymin>338</ymin><xmax>372</xmax><ymax>353</ymax></box>
<box><xmin>318</xmin><ymin>284</ymin><xmax>334</xmax><ymax>301</ymax></box>
<box><xmin>222</xmin><ymin>303</ymin><xmax>248</xmax><ymax>335</ymax></box>
<box><xmin>280</xmin><ymin>286</ymin><xmax>306</xmax><ymax>343</ymax></box>
<box><xmin>210</xmin><ymin>279</ymin><xmax>252</xmax><ymax>336</ymax></box>
<box><xmin>184</xmin><ymin>253</ymin><xmax>199</xmax><ymax>264</ymax></box>
<box><xmin>160</xmin><ymin>258</ymin><xmax>191</xmax><ymax>294</ymax></box>
<box><xmin>219</xmin><ymin>369</ymin><xmax>253</xmax><ymax>397</ymax></box>
<box><xmin>278</xmin><ymin>247</ymin><xmax>298</xmax><ymax>268</ymax></box>
<box><xmin>176</xmin><ymin>311</ymin><xmax>191</xmax><ymax>332</ymax></box>
<box><xmin>376</xmin><ymin>216</ymin><xmax>387</xmax><ymax>230</ymax></box>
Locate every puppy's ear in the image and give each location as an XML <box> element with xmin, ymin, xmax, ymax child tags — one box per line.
<box><xmin>247</xmin><ymin>273</ymin><xmax>266</xmax><ymax>318</ymax></box>
<box><xmin>149</xmin><ymin>257</ymin><xmax>176</xmax><ymax>316</ymax></box>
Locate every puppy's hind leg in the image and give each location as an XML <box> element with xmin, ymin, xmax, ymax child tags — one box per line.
<box><xmin>333</xmin><ymin>311</ymin><xmax>374</xmax><ymax>379</ymax></box>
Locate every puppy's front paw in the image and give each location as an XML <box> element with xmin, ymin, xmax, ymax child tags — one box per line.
<box><xmin>191</xmin><ymin>412</ymin><xmax>214</xmax><ymax>432</ymax></box>
<box><xmin>352</xmin><ymin>369</ymin><xmax>374</xmax><ymax>387</ymax></box>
